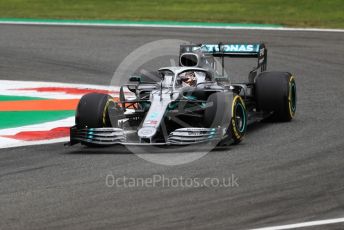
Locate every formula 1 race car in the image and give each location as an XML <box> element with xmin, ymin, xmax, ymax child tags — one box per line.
<box><xmin>68</xmin><ymin>42</ymin><xmax>296</xmax><ymax>147</ymax></box>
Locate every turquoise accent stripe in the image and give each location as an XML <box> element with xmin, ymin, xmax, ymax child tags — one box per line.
<box><xmin>0</xmin><ymin>18</ymin><xmax>282</xmax><ymax>28</ymax></box>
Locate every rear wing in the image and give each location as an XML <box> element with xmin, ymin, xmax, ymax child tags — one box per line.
<box><xmin>180</xmin><ymin>43</ymin><xmax>267</xmax><ymax>71</ymax></box>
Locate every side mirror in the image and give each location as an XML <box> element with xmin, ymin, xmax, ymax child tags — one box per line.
<box><xmin>129</xmin><ymin>76</ymin><xmax>141</xmax><ymax>83</ymax></box>
<box><xmin>128</xmin><ymin>76</ymin><xmax>141</xmax><ymax>94</ymax></box>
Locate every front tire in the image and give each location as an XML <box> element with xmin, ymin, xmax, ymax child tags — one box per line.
<box><xmin>228</xmin><ymin>96</ymin><xmax>247</xmax><ymax>144</ymax></box>
<box><xmin>75</xmin><ymin>93</ymin><xmax>114</xmax><ymax>129</ymax></box>
<box><xmin>204</xmin><ymin>93</ymin><xmax>247</xmax><ymax>145</ymax></box>
<box><xmin>203</xmin><ymin>92</ymin><xmax>231</xmax><ymax>128</ymax></box>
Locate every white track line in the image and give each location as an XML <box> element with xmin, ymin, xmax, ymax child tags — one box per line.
<box><xmin>0</xmin><ymin>79</ymin><xmax>113</xmax><ymax>90</ymax></box>
<box><xmin>0</xmin><ymin>21</ymin><xmax>343</xmax><ymax>33</ymax></box>
<box><xmin>0</xmin><ymin>136</ymin><xmax>69</xmax><ymax>149</ymax></box>
<box><xmin>0</xmin><ymin>80</ymin><xmax>121</xmax><ymax>99</ymax></box>
<box><xmin>250</xmin><ymin>217</ymin><xmax>344</xmax><ymax>230</ymax></box>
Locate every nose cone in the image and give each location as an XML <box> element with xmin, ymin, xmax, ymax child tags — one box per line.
<box><xmin>138</xmin><ymin>127</ymin><xmax>157</xmax><ymax>139</ymax></box>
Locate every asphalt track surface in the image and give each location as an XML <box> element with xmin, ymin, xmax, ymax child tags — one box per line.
<box><xmin>0</xmin><ymin>25</ymin><xmax>344</xmax><ymax>230</ymax></box>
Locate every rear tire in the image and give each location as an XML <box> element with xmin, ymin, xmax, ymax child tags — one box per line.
<box><xmin>255</xmin><ymin>71</ymin><xmax>296</xmax><ymax>121</ymax></box>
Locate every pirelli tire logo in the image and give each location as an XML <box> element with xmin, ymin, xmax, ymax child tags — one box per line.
<box><xmin>230</xmin><ymin>96</ymin><xmax>247</xmax><ymax>143</ymax></box>
<box><xmin>231</xmin><ymin>118</ymin><xmax>241</xmax><ymax>140</ymax></box>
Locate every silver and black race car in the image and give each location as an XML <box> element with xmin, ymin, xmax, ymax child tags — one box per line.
<box><xmin>68</xmin><ymin>42</ymin><xmax>296</xmax><ymax>147</ymax></box>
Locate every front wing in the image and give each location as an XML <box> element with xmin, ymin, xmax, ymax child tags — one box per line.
<box><xmin>68</xmin><ymin>126</ymin><xmax>223</xmax><ymax>146</ymax></box>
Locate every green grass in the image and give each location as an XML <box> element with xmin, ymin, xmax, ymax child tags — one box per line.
<box><xmin>0</xmin><ymin>0</ymin><xmax>343</xmax><ymax>28</ymax></box>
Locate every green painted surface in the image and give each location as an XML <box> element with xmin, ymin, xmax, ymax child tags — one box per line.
<box><xmin>0</xmin><ymin>111</ymin><xmax>75</xmax><ymax>129</ymax></box>
<box><xmin>0</xmin><ymin>0</ymin><xmax>343</xmax><ymax>28</ymax></box>
<box><xmin>0</xmin><ymin>18</ymin><xmax>281</xmax><ymax>28</ymax></box>
<box><xmin>0</xmin><ymin>95</ymin><xmax>46</xmax><ymax>101</ymax></box>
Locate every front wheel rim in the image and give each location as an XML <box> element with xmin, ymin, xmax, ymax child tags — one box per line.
<box><xmin>235</xmin><ymin>103</ymin><xmax>246</xmax><ymax>133</ymax></box>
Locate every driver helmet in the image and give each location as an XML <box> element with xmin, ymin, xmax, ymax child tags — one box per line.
<box><xmin>181</xmin><ymin>71</ymin><xmax>197</xmax><ymax>87</ymax></box>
